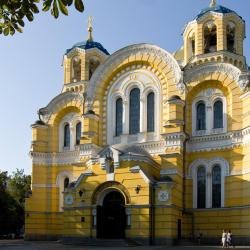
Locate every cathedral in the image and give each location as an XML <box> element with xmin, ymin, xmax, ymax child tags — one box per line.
<box><xmin>25</xmin><ymin>0</ymin><xmax>250</xmax><ymax>245</ymax></box>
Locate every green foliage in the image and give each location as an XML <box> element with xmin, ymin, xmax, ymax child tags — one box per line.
<box><xmin>0</xmin><ymin>169</ymin><xmax>31</xmax><ymax>235</ymax></box>
<box><xmin>0</xmin><ymin>0</ymin><xmax>84</xmax><ymax>36</ymax></box>
<box><xmin>8</xmin><ymin>169</ymin><xmax>31</xmax><ymax>206</ymax></box>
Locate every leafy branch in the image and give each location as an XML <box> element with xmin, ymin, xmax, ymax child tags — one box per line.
<box><xmin>0</xmin><ymin>0</ymin><xmax>84</xmax><ymax>36</ymax></box>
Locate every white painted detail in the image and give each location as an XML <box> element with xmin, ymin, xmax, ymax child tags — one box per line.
<box><xmin>106</xmin><ymin>173</ymin><xmax>115</xmax><ymax>181</ymax></box>
<box><xmin>192</xmin><ymin>88</ymin><xmax>227</xmax><ymax>136</ymax></box>
<box><xmin>158</xmin><ymin>190</ymin><xmax>169</xmax><ymax>202</ymax></box>
<box><xmin>64</xmin><ymin>194</ymin><xmax>74</xmax><ymax>205</ymax></box>
<box><xmin>107</xmin><ymin>69</ymin><xmax>162</xmax><ymax>145</ymax></box>
<box><xmin>189</xmin><ymin>157</ymin><xmax>229</xmax><ymax>209</ymax></box>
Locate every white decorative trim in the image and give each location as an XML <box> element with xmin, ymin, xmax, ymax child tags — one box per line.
<box><xmin>56</xmin><ymin>171</ymin><xmax>74</xmax><ymax>212</ymax></box>
<box><xmin>189</xmin><ymin>157</ymin><xmax>229</xmax><ymax>209</ymax></box>
<box><xmin>74</xmin><ymin>170</ymin><xmax>94</xmax><ymax>188</ymax></box>
<box><xmin>32</xmin><ymin>183</ymin><xmax>57</xmax><ymax>188</ymax></box>
<box><xmin>191</xmin><ymin>88</ymin><xmax>227</xmax><ymax>136</ymax></box>
<box><xmin>160</xmin><ymin>169</ymin><xmax>179</xmax><ymax>175</ymax></box>
<box><xmin>58</xmin><ymin>112</ymin><xmax>82</xmax><ymax>152</ymax></box>
<box><xmin>184</xmin><ymin>62</ymin><xmax>249</xmax><ymax>91</ymax></box>
<box><xmin>39</xmin><ymin>92</ymin><xmax>83</xmax><ymax>124</ymax></box>
<box><xmin>187</xmin><ymin>126</ymin><xmax>250</xmax><ymax>152</ymax></box>
<box><xmin>30</xmin><ymin>150</ymin><xmax>80</xmax><ymax>165</ymax></box>
<box><xmin>196</xmin><ymin>11</ymin><xmax>245</xmax><ymax>25</ymax></box>
<box><xmin>129</xmin><ymin>165</ymin><xmax>152</xmax><ymax>184</ymax></box>
<box><xmin>86</xmin><ymin>43</ymin><xmax>183</xmax><ymax>108</ymax></box>
<box><xmin>106</xmin><ymin>69</ymin><xmax>161</xmax><ymax>145</ymax></box>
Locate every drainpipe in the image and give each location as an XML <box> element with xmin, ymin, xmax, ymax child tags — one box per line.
<box><xmin>149</xmin><ymin>182</ymin><xmax>155</xmax><ymax>245</ymax></box>
<box><xmin>182</xmin><ymin>76</ymin><xmax>193</xmax><ymax>239</ymax></box>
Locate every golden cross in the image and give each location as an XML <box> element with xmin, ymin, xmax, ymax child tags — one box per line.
<box><xmin>210</xmin><ymin>0</ymin><xmax>216</xmax><ymax>7</ymax></box>
<box><xmin>87</xmin><ymin>16</ymin><xmax>94</xmax><ymax>41</ymax></box>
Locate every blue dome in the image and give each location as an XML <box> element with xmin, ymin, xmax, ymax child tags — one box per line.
<box><xmin>196</xmin><ymin>5</ymin><xmax>239</xmax><ymax>19</ymax></box>
<box><xmin>66</xmin><ymin>40</ymin><xmax>109</xmax><ymax>55</ymax></box>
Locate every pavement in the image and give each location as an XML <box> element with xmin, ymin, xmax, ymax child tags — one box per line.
<box><xmin>1</xmin><ymin>240</ymin><xmax>250</xmax><ymax>250</ymax></box>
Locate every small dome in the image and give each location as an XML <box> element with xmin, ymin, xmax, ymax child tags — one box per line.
<box><xmin>66</xmin><ymin>40</ymin><xmax>109</xmax><ymax>55</ymax></box>
<box><xmin>196</xmin><ymin>5</ymin><xmax>240</xmax><ymax>20</ymax></box>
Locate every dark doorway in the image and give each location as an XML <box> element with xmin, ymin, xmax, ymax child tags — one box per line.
<box><xmin>97</xmin><ymin>191</ymin><xmax>126</xmax><ymax>239</ymax></box>
<box><xmin>177</xmin><ymin>219</ymin><xmax>182</xmax><ymax>239</ymax></box>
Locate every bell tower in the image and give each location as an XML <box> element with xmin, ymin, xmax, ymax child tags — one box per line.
<box><xmin>61</xmin><ymin>17</ymin><xmax>109</xmax><ymax>93</ymax></box>
<box><xmin>183</xmin><ymin>0</ymin><xmax>246</xmax><ymax>67</ymax></box>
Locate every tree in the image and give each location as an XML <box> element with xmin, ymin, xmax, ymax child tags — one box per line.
<box><xmin>0</xmin><ymin>169</ymin><xmax>31</xmax><ymax>236</ymax></box>
<box><xmin>0</xmin><ymin>0</ymin><xmax>84</xmax><ymax>36</ymax></box>
<box><xmin>8</xmin><ymin>169</ymin><xmax>31</xmax><ymax>205</ymax></box>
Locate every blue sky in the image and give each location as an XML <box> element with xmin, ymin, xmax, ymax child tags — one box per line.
<box><xmin>0</xmin><ymin>0</ymin><xmax>249</xmax><ymax>175</ymax></box>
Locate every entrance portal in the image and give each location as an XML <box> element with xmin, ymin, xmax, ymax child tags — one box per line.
<box><xmin>97</xmin><ymin>190</ymin><xmax>126</xmax><ymax>239</ymax></box>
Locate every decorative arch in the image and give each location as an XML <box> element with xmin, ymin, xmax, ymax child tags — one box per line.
<box><xmin>106</xmin><ymin>68</ymin><xmax>162</xmax><ymax>145</ymax></box>
<box><xmin>188</xmin><ymin>157</ymin><xmax>229</xmax><ymax>208</ymax></box>
<box><xmin>38</xmin><ymin>91</ymin><xmax>83</xmax><ymax>125</ymax></box>
<box><xmin>85</xmin><ymin>43</ymin><xmax>183</xmax><ymax>109</ymax></box>
<box><xmin>184</xmin><ymin>62</ymin><xmax>249</xmax><ymax>91</ymax></box>
<box><xmin>56</xmin><ymin>170</ymin><xmax>73</xmax><ymax>211</ymax></box>
<box><xmin>91</xmin><ymin>181</ymin><xmax>131</xmax><ymax>205</ymax></box>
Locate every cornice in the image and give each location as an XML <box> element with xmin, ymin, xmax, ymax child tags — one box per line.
<box><xmin>184</xmin><ymin>62</ymin><xmax>250</xmax><ymax>91</ymax></box>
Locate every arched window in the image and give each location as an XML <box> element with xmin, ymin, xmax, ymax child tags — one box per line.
<box><xmin>196</xmin><ymin>102</ymin><xmax>206</xmax><ymax>130</ymax></box>
<box><xmin>129</xmin><ymin>88</ymin><xmax>140</xmax><ymax>134</ymax></box>
<box><xmin>64</xmin><ymin>177</ymin><xmax>69</xmax><ymax>191</ymax></box>
<box><xmin>197</xmin><ymin>166</ymin><xmax>206</xmax><ymax>208</ymax></box>
<box><xmin>71</xmin><ymin>56</ymin><xmax>81</xmax><ymax>82</ymax></box>
<box><xmin>115</xmin><ymin>98</ymin><xmax>123</xmax><ymax>136</ymax></box>
<box><xmin>213</xmin><ymin>100</ymin><xmax>223</xmax><ymax>129</ymax></box>
<box><xmin>212</xmin><ymin>165</ymin><xmax>221</xmax><ymax>208</ymax></box>
<box><xmin>89</xmin><ymin>59</ymin><xmax>100</xmax><ymax>80</ymax></box>
<box><xmin>227</xmin><ymin>22</ymin><xmax>236</xmax><ymax>53</ymax></box>
<box><xmin>64</xmin><ymin>123</ymin><xmax>70</xmax><ymax>147</ymax></box>
<box><xmin>76</xmin><ymin>122</ymin><xmax>81</xmax><ymax>145</ymax></box>
<box><xmin>204</xmin><ymin>21</ymin><xmax>217</xmax><ymax>53</ymax></box>
<box><xmin>147</xmin><ymin>92</ymin><xmax>155</xmax><ymax>132</ymax></box>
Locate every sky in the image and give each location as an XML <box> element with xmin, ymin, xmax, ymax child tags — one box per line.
<box><xmin>0</xmin><ymin>0</ymin><xmax>249</xmax><ymax>175</ymax></box>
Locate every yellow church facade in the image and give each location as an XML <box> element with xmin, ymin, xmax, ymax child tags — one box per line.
<box><xmin>25</xmin><ymin>0</ymin><xmax>250</xmax><ymax>245</ymax></box>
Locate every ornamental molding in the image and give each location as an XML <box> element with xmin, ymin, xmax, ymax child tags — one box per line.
<box><xmin>30</xmin><ymin>150</ymin><xmax>80</xmax><ymax>166</ymax></box>
<box><xmin>184</xmin><ymin>62</ymin><xmax>250</xmax><ymax>91</ymax></box>
<box><xmin>188</xmin><ymin>156</ymin><xmax>230</xmax><ymax>179</ymax></box>
<box><xmin>187</xmin><ymin>126</ymin><xmax>250</xmax><ymax>152</ymax></box>
<box><xmin>86</xmin><ymin>43</ymin><xmax>183</xmax><ymax>108</ymax></box>
<box><xmin>197</xmin><ymin>11</ymin><xmax>245</xmax><ymax>25</ymax></box>
<box><xmin>38</xmin><ymin>92</ymin><xmax>84</xmax><ymax>124</ymax></box>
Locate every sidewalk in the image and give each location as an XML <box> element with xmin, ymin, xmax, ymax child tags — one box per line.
<box><xmin>0</xmin><ymin>240</ymin><xmax>250</xmax><ymax>250</ymax></box>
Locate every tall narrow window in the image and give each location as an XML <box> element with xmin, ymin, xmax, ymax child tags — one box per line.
<box><xmin>227</xmin><ymin>22</ymin><xmax>236</xmax><ymax>53</ymax></box>
<box><xmin>64</xmin><ymin>177</ymin><xmax>69</xmax><ymax>191</ymax></box>
<box><xmin>196</xmin><ymin>102</ymin><xmax>206</xmax><ymax>130</ymax></box>
<box><xmin>89</xmin><ymin>59</ymin><xmax>100</xmax><ymax>80</ymax></box>
<box><xmin>76</xmin><ymin>122</ymin><xmax>81</xmax><ymax>145</ymax></box>
<box><xmin>204</xmin><ymin>21</ymin><xmax>217</xmax><ymax>53</ymax></box>
<box><xmin>214</xmin><ymin>100</ymin><xmax>223</xmax><ymax>128</ymax></box>
<box><xmin>212</xmin><ymin>165</ymin><xmax>221</xmax><ymax>208</ymax></box>
<box><xmin>147</xmin><ymin>92</ymin><xmax>155</xmax><ymax>132</ymax></box>
<box><xmin>64</xmin><ymin>123</ymin><xmax>70</xmax><ymax>147</ymax></box>
<box><xmin>115</xmin><ymin>98</ymin><xmax>123</xmax><ymax>136</ymax></box>
<box><xmin>72</xmin><ymin>56</ymin><xmax>81</xmax><ymax>82</ymax></box>
<box><xmin>129</xmin><ymin>88</ymin><xmax>140</xmax><ymax>134</ymax></box>
<box><xmin>197</xmin><ymin>166</ymin><xmax>206</xmax><ymax>208</ymax></box>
